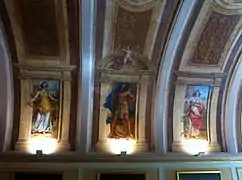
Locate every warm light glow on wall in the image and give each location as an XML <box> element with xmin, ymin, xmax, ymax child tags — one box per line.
<box><xmin>28</xmin><ymin>137</ymin><xmax>58</xmax><ymax>154</ymax></box>
<box><xmin>107</xmin><ymin>138</ymin><xmax>136</xmax><ymax>154</ymax></box>
<box><xmin>182</xmin><ymin>139</ymin><xmax>209</xmax><ymax>155</ymax></box>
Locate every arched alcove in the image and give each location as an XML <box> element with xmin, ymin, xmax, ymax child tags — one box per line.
<box><xmin>162</xmin><ymin>0</ymin><xmax>242</xmax><ymax>154</ymax></box>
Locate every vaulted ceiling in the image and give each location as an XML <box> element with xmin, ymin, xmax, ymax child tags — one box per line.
<box><xmin>0</xmin><ymin>0</ymin><xmax>241</xmax><ymax>153</ymax></box>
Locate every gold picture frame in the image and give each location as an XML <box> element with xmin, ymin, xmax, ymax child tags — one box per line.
<box><xmin>177</xmin><ymin>170</ymin><xmax>222</xmax><ymax>180</ymax></box>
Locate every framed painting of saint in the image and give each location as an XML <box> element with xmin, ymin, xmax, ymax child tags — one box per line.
<box><xmin>28</xmin><ymin>80</ymin><xmax>60</xmax><ymax>138</ymax></box>
<box><xmin>103</xmin><ymin>82</ymin><xmax>137</xmax><ymax>139</ymax></box>
<box><xmin>181</xmin><ymin>85</ymin><xmax>211</xmax><ymax>140</ymax></box>
<box><xmin>177</xmin><ymin>171</ymin><xmax>222</xmax><ymax>180</ymax></box>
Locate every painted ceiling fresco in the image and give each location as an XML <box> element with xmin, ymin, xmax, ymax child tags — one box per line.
<box><xmin>190</xmin><ymin>12</ymin><xmax>240</xmax><ymax>65</ymax></box>
<box><xmin>0</xmin><ymin>0</ymin><xmax>241</xmax><ymax>155</ymax></box>
<box><xmin>4</xmin><ymin>0</ymin><xmax>70</xmax><ymax>63</ymax></box>
<box><xmin>114</xmin><ymin>7</ymin><xmax>152</xmax><ymax>53</ymax></box>
<box><xmin>17</xmin><ymin>0</ymin><xmax>60</xmax><ymax>57</ymax></box>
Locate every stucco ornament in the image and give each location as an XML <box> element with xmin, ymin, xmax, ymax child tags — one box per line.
<box><xmin>116</xmin><ymin>0</ymin><xmax>160</xmax><ymax>11</ymax></box>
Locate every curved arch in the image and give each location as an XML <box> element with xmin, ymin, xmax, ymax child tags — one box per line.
<box><xmin>214</xmin><ymin>0</ymin><xmax>242</xmax><ymax>10</ymax></box>
<box><xmin>0</xmin><ymin>19</ymin><xmax>14</xmax><ymax>151</ymax></box>
<box><xmin>116</xmin><ymin>0</ymin><xmax>160</xmax><ymax>12</ymax></box>
<box><xmin>153</xmin><ymin>0</ymin><xmax>200</xmax><ymax>153</ymax></box>
<box><xmin>223</xmin><ymin>50</ymin><xmax>242</xmax><ymax>154</ymax></box>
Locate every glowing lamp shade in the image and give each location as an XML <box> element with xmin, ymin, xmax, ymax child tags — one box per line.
<box><xmin>28</xmin><ymin>137</ymin><xmax>58</xmax><ymax>154</ymax></box>
<box><xmin>182</xmin><ymin>139</ymin><xmax>209</xmax><ymax>155</ymax></box>
<box><xmin>107</xmin><ymin>138</ymin><xmax>136</xmax><ymax>154</ymax></box>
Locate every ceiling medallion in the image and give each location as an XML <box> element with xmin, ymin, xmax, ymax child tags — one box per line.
<box><xmin>116</xmin><ymin>0</ymin><xmax>160</xmax><ymax>11</ymax></box>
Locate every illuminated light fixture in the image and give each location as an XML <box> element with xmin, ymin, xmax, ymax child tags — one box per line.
<box><xmin>120</xmin><ymin>151</ymin><xmax>127</xmax><ymax>156</ymax></box>
<box><xmin>182</xmin><ymin>139</ymin><xmax>208</xmax><ymax>155</ymax></box>
<box><xmin>35</xmin><ymin>150</ymin><xmax>43</xmax><ymax>156</ymax></box>
<box><xmin>195</xmin><ymin>152</ymin><xmax>205</xmax><ymax>157</ymax></box>
<box><xmin>28</xmin><ymin>137</ymin><xmax>58</xmax><ymax>155</ymax></box>
<box><xmin>107</xmin><ymin>138</ymin><xmax>136</xmax><ymax>155</ymax></box>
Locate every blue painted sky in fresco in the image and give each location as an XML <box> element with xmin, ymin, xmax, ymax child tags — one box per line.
<box><xmin>186</xmin><ymin>85</ymin><xmax>210</xmax><ymax>103</ymax></box>
<box><xmin>33</xmin><ymin>80</ymin><xmax>59</xmax><ymax>95</ymax></box>
<box><xmin>45</xmin><ymin>80</ymin><xmax>59</xmax><ymax>92</ymax></box>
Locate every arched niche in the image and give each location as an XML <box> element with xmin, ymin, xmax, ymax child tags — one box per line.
<box><xmin>94</xmin><ymin>50</ymin><xmax>155</xmax><ymax>154</ymax></box>
<box><xmin>163</xmin><ymin>0</ymin><xmax>241</xmax><ymax>155</ymax></box>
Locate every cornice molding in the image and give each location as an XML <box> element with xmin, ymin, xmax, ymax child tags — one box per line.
<box><xmin>1</xmin><ymin>152</ymin><xmax>242</xmax><ymax>163</ymax></box>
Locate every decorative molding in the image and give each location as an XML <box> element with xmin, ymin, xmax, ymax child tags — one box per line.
<box><xmin>2</xmin><ymin>153</ymin><xmax>242</xmax><ymax>162</ymax></box>
<box><xmin>116</xmin><ymin>0</ymin><xmax>160</xmax><ymax>12</ymax></box>
<box><xmin>14</xmin><ymin>63</ymin><xmax>76</xmax><ymax>81</ymax></box>
<box><xmin>14</xmin><ymin>63</ymin><xmax>76</xmax><ymax>72</ymax></box>
<box><xmin>175</xmin><ymin>71</ymin><xmax>226</xmax><ymax>79</ymax></box>
<box><xmin>214</xmin><ymin>0</ymin><xmax>242</xmax><ymax>10</ymax></box>
<box><xmin>175</xmin><ymin>77</ymin><xmax>222</xmax><ymax>87</ymax></box>
<box><xmin>97</xmin><ymin>52</ymin><xmax>155</xmax><ymax>75</ymax></box>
